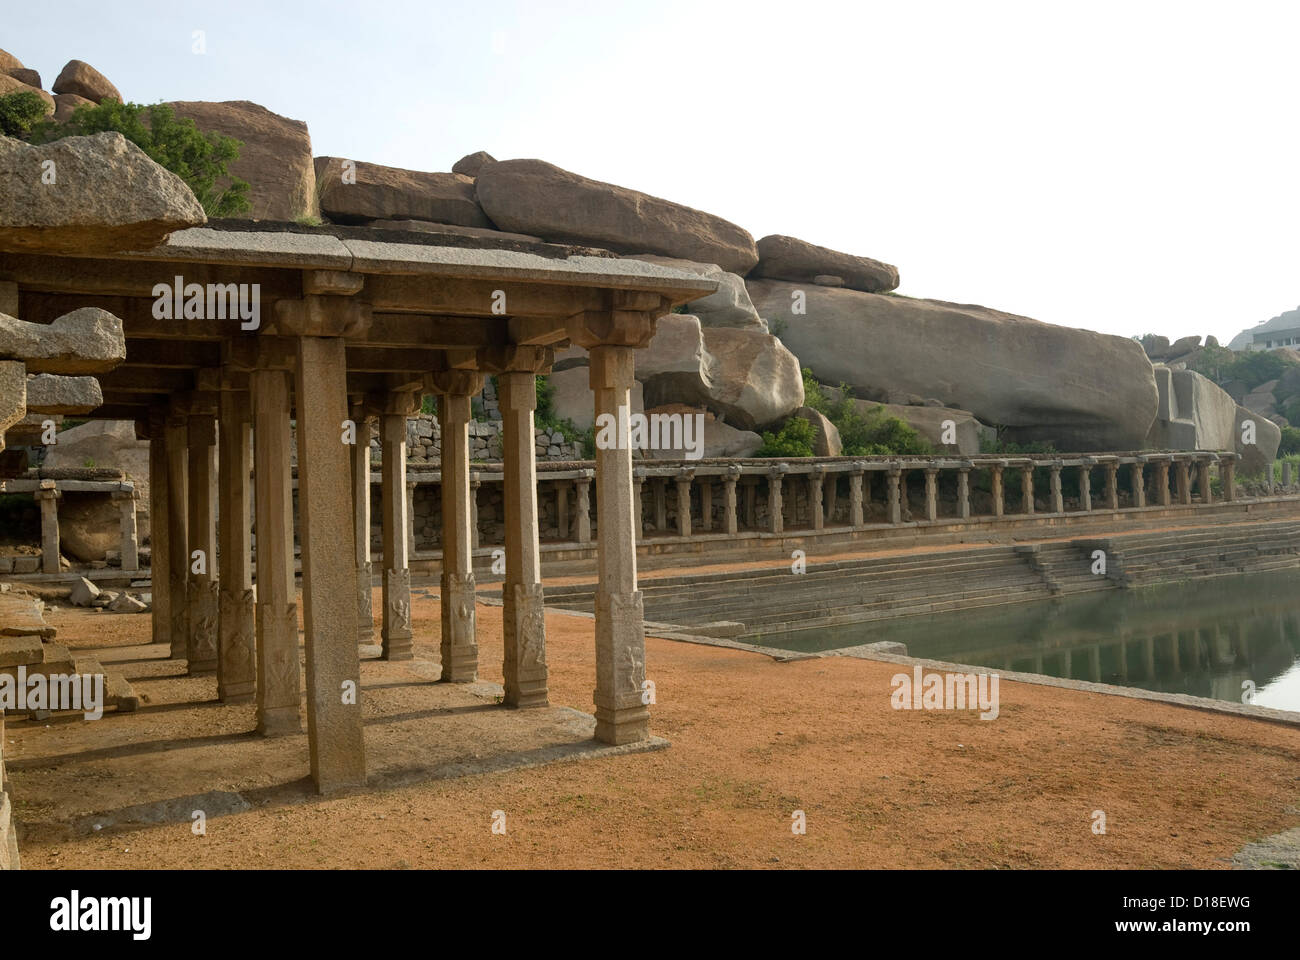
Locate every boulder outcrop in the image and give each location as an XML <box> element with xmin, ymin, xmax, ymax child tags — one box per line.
<box><xmin>1144</xmin><ymin>366</ymin><xmax>1236</xmax><ymax>450</ymax></box>
<box><xmin>51</xmin><ymin>60</ymin><xmax>121</xmax><ymax>103</ymax></box>
<box><xmin>475</xmin><ymin>159</ymin><xmax>759</xmax><ymax>273</ymax></box>
<box><xmin>167</xmin><ymin>101</ymin><xmax>316</xmax><ymax>222</ymax></box>
<box><xmin>752</xmin><ymin>234</ymin><xmax>899</xmax><ymax>293</ymax></box>
<box><xmin>0</xmin><ymin>132</ymin><xmax>205</xmax><ymax>254</ymax></box>
<box><xmin>451</xmin><ymin>151</ymin><xmax>496</xmax><ymax>177</ymax></box>
<box><xmin>0</xmin><ymin>307</ymin><xmax>126</xmax><ymax>374</ymax></box>
<box><xmin>624</xmin><ymin>254</ymin><xmax>764</xmax><ymax>330</ymax></box>
<box><xmin>793</xmin><ymin>406</ymin><xmax>842</xmax><ymax>456</ymax></box>
<box><xmin>315</xmin><ymin>157</ymin><xmax>490</xmax><ymax>228</ymax></box>
<box><xmin>747</xmin><ymin>279</ymin><xmax>1157</xmax><ymax>450</ymax></box>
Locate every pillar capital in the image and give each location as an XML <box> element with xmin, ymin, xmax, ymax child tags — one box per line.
<box><xmin>427</xmin><ymin>368</ymin><xmax>486</xmax><ymax>398</ymax></box>
<box><xmin>273</xmin><ymin>294</ymin><xmax>371</xmax><ymax>338</ymax></box>
<box><xmin>567</xmin><ymin>302</ymin><xmax>666</xmax><ymax>350</ymax></box>
<box><xmin>477</xmin><ymin>344</ymin><xmax>553</xmax><ymax>375</ymax></box>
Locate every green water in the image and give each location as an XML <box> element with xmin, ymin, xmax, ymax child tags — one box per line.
<box><xmin>746</xmin><ymin>569</ymin><xmax>1300</xmax><ymax>712</ymax></box>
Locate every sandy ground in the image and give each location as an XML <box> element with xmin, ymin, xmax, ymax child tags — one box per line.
<box><xmin>6</xmin><ymin>587</ymin><xmax>1300</xmax><ymax>869</ymax></box>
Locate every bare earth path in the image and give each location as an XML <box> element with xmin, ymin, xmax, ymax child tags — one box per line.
<box><xmin>9</xmin><ymin>591</ymin><xmax>1300</xmax><ymax>869</ymax></box>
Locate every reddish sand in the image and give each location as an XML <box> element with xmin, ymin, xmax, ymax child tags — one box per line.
<box><xmin>8</xmin><ymin>590</ymin><xmax>1300</xmax><ymax>869</ymax></box>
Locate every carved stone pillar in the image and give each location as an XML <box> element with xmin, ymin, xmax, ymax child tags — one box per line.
<box><xmin>1020</xmin><ymin>465</ymin><xmax>1034</xmax><ymax>515</ymax></box>
<box><xmin>1131</xmin><ymin>460</ymin><xmax>1146</xmax><ymax>508</ymax></box>
<box><xmin>498</xmin><ymin>365</ymin><xmax>549</xmax><ymax>708</ymax></box>
<box><xmin>381</xmin><ymin>405</ymin><xmax>415</xmax><ymax>661</ymax></box>
<box><xmin>164</xmin><ymin>409</ymin><xmax>189</xmax><ymax>661</ymax></box>
<box><xmin>1049</xmin><ymin>462</ymin><xmax>1064</xmax><ymax>514</ymax></box>
<box><xmin>1175</xmin><ymin>459</ymin><xmax>1191</xmax><ymax>505</ymax></box>
<box><xmin>217</xmin><ymin>387</ymin><xmax>255</xmax><ymax>702</ymax></box>
<box><xmin>148</xmin><ymin>406</ymin><xmax>171</xmax><ymax>649</ymax></box>
<box><xmin>35</xmin><ymin>485</ymin><xmax>59</xmax><ymax>574</ymax></box>
<box><xmin>887</xmin><ymin>465</ymin><xmax>902</xmax><ymax>524</ymax></box>
<box><xmin>768</xmin><ymin>469</ymin><xmax>785</xmax><ymax>534</ymax></box>
<box><xmin>675</xmin><ymin>471</ymin><xmax>693</xmax><ymax>537</ymax></box>
<box><xmin>1154</xmin><ymin>459</ymin><xmax>1172</xmax><ymax>506</ymax></box>
<box><xmin>924</xmin><ymin>468</ymin><xmax>939</xmax><ymax>521</ymax></box>
<box><xmin>555</xmin><ymin>480</ymin><xmax>569</xmax><ymax>541</ymax></box>
<box><xmin>1104</xmin><ymin>461</ymin><xmax>1119</xmax><ymax>510</ymax></box>
<box><xmin>575</xmin><ymin>471</ymin><xmax>593</xmax><ymax>542</ymax></box>
<box><xmin>1197</xmin><ymin>457</ymin><xmax>1212</xmax><ymax>505</ymax></box>
<box><xmin>722</xmin><ymin>468</ymin><xmax>739</xmax><ymax>535</ymax></box>
<box><xmin>405</xmin><ymin>478</ymin><xmax>417</xmax><ymax>558</ymax></box>
<box><xmin>430</xmin><ymin>370</ymin><xmax>484</xmax><ymax>683</ymax></box>
<box><xmin>809</xmin><ymin>468</ymin><xmax>825</xmax><ymax>530</ymax></box>
<box><xmin>350</xmin><ymin>398</ymin><xmax>375</xmax><ymax>644</ymax></box>
<box><xmin>469</xmin><ymin>477</ymin><xmax>481</xmax><ymax>549</ymax></box>
<box><xmin>251</xmin><ymin>363</ymin><xmax>299</xmax><ymax>736</ymax></box>
<box><xmin>1078</xmin><ymin>463</ymin><xmax>1093</xmax><ymax>512</ymax></box>
<box><xmin>957</xmin><ymin>465</ymin><xmax>971</xmax><ymax>520</ymax></box>
<box><xmin>187</xmin><ymin>411</ymin><xmax>219</xmax><ymax>674</ymax></box>
<box><xmin>1220</xmin><ymin>455</ymin><xmax>1236</xmax><ymax>502</ymax></box>
<box><xmin>849</xmin><ymin>467</ymin><xmax>865</xmax><ymax>527</ymax></box>
<box><xmin>633</xmin><ymin>470</ymin><xmax>646</xmax><ymax>540</ymax></box>
<box><xmin>114</xmin><ymin>489</ymin><xmax>139</xmax><ymax>572</ymax></box>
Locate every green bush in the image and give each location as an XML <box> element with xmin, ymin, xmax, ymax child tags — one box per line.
<box><xmin>0</xmin><ymin>91</ymin><xmax>49</xmax><ymax>138</ymax></box>
<box><xmin>533</xmin><ymin>374</ymin><xmax>594</xmax><ymax>457</ymax></box>
<box><xmin>31</xmin><ymin>100</ymin><xmax>251</xmax><ymax>217</ymax></box>
<box><xmin>801</xmin><ymin>368</ymin><xmax>931</xmax><ymax>456</ymax></box>
<box><xmin>978</xmin><ymin>433</ymin><xmax>1058</xmax><ymax>455</ymax></box>
<box><xmin>1185</xmin><ymin>343</ymin><xmax>1298</xmax><ymax>391</ymax></box>
<box><xmin>756</xmin><ymin>416</ymin><xmax>817</xmax><ymax>457</ymax></box>
<box><xmin>1279</xmin><ymin>426</ymin><xmax>1300</xmax><ymax>457</ymax></box>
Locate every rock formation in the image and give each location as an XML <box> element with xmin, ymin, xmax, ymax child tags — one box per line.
<box><xmin>315</xmin><ymin>157</ymin><xmax>490</xmax><ymax>227</ymax></box>
<box><xmin>751</xmin><ymin>235</ymin><xmax>899</xmax><ymax>293</ymax></box>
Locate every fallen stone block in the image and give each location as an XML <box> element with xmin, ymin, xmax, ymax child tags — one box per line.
<box><xmin>0</xmin><ymin>307</ymin><xmax>125</xmax><ymax>374</ymax></box>
<box><xmin>24</xmin><ymin>373</ymin><xmax>102</xmax><ymax>414</ymax></box>
<box><xmin>108</xmin><ymin>592</ymin><xmax>147</xmax><ymax>613</ymax></box>
<box><xmin>68</xmin><ymin>576</ymin><xmax>100</xmax><ymax>607</ymax></box>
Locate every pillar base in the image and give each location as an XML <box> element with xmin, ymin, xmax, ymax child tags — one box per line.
<box><xmin>187</xmin><ymin>579</ymin><xmax>220</xmax><ymax>674</ymax></box>
<box><xmin>381</xmin><ymin>566</ymin><xmax>414</xmax><ymax>661</ymax></box>
<box><xmin>356</xmin><ymin>561</ymin><xmax>374</xmax><ymax>643</ymax></box>
<box><xmin>503</xmin><ymin>582</ymin><xmax>548</xmax><ymax>708</ymax></box>
<box><xmin>439</xmin><ymin>571</ymin><xmax>479</xmax><ymax>682</ymax></box>
<box><xmin>592</xmin><ymin>589</ymin><xmax>648</xmax><ymax>744</ymax></box>
<box><xmin>217</xmin><ymin>587</ymin><xmax>256</xmax><ymax>701</ymax></box>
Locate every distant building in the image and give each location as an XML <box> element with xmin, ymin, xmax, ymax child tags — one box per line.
<box><xmin>1227</xmin><ymin>306</ymin><xmax>1300</xmax><ymax>351</ymax></box>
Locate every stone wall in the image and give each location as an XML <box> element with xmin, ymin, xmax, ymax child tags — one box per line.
<box><xmin>368</xmin><ymin>412</ymin><xmax>584</xmax><ymax>464</ymax></box>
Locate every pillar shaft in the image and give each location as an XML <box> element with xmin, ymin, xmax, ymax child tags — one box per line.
<box><xmin>295</xmin><ymin>336</ymin><xmax>366</xmax><ymax>791</ymax></box>
<box><xmin>1131</xmin><ymin>462</ymin><xmax>1146</xmax><ymax>508</ymax></box>
<box><xmin>809</xmin><ymin>473</ymin><xmax>824</xmax><ymax>530</ymax></box>
<box><xmin>589</xmin><ymin>346</ymin><xmax>648</xmax><ymax>744</ymax></box>
<box><xmin>1155</xmin><ymin>462</ymin><xmax>1172</xmax><ymax>506</ymax></box>
<box><xmin>1175</xmin><ymin>460</ymin><xmax>1191</xmax><ymax>505</ymax></box>
<box><xmin>251</xmin><ymin>367</ymin><xmax>300</xmax><ymax>736</ymax></box>
<box><xmin>380</xmin><ymin>412</ymin><xmax>413</xmax><ymax>661</ymax></box>
<box><xmin>990</xmin><ymin>465</ymin><xmax>1004</xmax><ymax>518</ymax></box>
<box><xmin>723</xmin><ymin>476</ymin><xmax>738</xmax><ymax>535</ymax></box>
<box><xmin>1020</xmin><ymin>467</ymin><xmax>1034</xmax><ymax>514</ymax></box>
<box><xmin>1079</xmin><ymin>466</ymin><xmax>1093</xmax><ymax>512</ymax></box>
<box><xmin>958</xmin><ymin>469</ymin><xmax>971</xmax><ymax>519</ymax></box>
<box><xmin>36</xmin><ymin>488</ymin><xmax>59</xmax><ymax>574</ymax></box>
<box><xmin>887</xmin><ymin>469</ymin><xmax>901</xmax><ymax>524</ymax></box>
<box><xmin>437</xmin><ymin>390</ymin><xmax>478</xmax><ymax>682</ymax></box>
<box><xmin>675</xmin><ymin>477</ymin><xmax>692</xmax><ymax>537</ymax></box>
<box><xmin>769</xmin><ymin>474</ymin><xmax>785</xmax><ymax>533</ymax></box>
<box><xmin>165</xmin><ymin>413</ymin><xmax>189</xmax><ymax>661</ymax></box>
<box><xmin>217</xmin><ymin>392</ymin><xmax>255</xmax><ymax>702</ymax></box>
<box><xmin>1197</xmin><ymin>459</ymin><xmax>1212</xmax><ymax>504</ymax></box>
<box><xmin>556</xmin><ymin>481</ymin><xmax>570</xmax><ymax>540</ymax></box>
<box><xmin>849</xmin><ymin>472</ymin><xmax>864</xmax><ymax>527</ymax></box>
<box><xmin>924</xmin><ymin>469</ymin><xmax>939</xmax><ymax>521</ymax></box>
<box><xmin>351</xmin><ymin>404</ymin><xmax>374</xmax><ymax>644</ymax></box>
<box><xmin>148</xmin><ymin>416</ymin><xmax>171</xmax><ymax>649</ymax></box>
<box><xmin>575</xmin><ymin>475</ymin><xmax>593</xmax><ymax>542</ymax></box>
<box><xmin>1050</xmin><ymin>466</ymin><xmax>1063</xmax><ymax>514</ymax></box>
<box><xmin>1221</xmin><ymin>459</ymin><xmax>1236</xmax><ymax>501</ymax></box>
<box><xmin>500</xmin><ymin>371</ymin><xmax>548</xmax><ymax>707</ymax></box>
<box><xmin>1104</xmin><ymin>464</ymin><xmax>1119</xmax><ymax>510</ymax></box>
<box><xmin>187</xmin><ymin>413</ymin><xmax>218</xmax><ymax>673</ymax></box>
<box><xmin>115</xmin><ymin>491</ymin><xmax>139</xmax><ymax>572</ymax></box>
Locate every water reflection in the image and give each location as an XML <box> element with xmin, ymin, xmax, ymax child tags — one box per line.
<box><xmin>749</xmin><ymin>569</ymin><xmax>1300</xmax><ymax>712</ymax></box>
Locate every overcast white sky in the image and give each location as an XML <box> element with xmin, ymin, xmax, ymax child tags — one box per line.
<box><xmin>8</xmin><ymin>0</ymin><xmax>1299</xmax><ymax>344</ymax></box>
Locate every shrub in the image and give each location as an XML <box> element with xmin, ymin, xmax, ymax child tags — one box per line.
<box><xmin>0</xmin><ymin>90</ymin><xmax>48</xmax><ymax>138</ymax></box>
<box><xmin>31</xmin><ymin>100</ymin><xmax>251</xmax><ymax>217</ymax></box>
<box><xmin>755</xmin><ymin>416</ymin><xmax>816</xmax><ymax>457</ymax></box>
<box><xmin>1279</xmin><ymin>426</ymin><xmax>1300</xmax><ymax>457</ymax></box>
<box><xmin>801</xmin><ymin>368</ymin><xmax>931</xmax><ymax>456</ymax></box>
<box><xmin>533</xmin><ymin>374</ymin><xmax>592</xmax><ymax>456</ymax></box>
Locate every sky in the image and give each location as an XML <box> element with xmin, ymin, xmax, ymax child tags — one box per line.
<box><xmin>7</xmin><ymin>0</ymin><xmax>1299</xmax><ymax>345</ymax></box>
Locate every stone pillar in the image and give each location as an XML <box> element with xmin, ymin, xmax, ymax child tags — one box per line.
<box><xmin>35</xmin><ymin>485</ymin><xmax>59</xmax><ymax>574</ymax></box>
<box><xmin>1078</xmin><ymin>464</ymin><xmax>1093</xmax><ymax>512</ymax></box>
<box><xmin>1197</xmin><ymin>457</ymin><xmax>1212</xmax><ymax>505</ymax></box>
<box><xmin>1049</xmin><ymin>462</ymin><xmax>1064</xmax><ymax>514</ymax></box>
<box><xmin>898</xmin><ymin>470</ymin><xmax>910</xmax><ymax>522</ymax></box>
<box><xmin>849</xmin><ymin>469</ymin><xmax>865</xmax><ymax>527</ymax></box>
<box><xmin>675</xmin><ymin>471</ymin><xmax>693</xmax><ymax>537</ymax></box>
<box><xmin>1154</xmin><ymin>459</ymin><xmax>1172</xmax><ymax>506</ymax></box>
<box><xmin>216</xmin><ymin>390</ymin><xmax>255</xmax><ymax>702</ymax></box>
<box><xmin>887</xmin><ymin>465</ymin><xmax>902</xmax><ymax>524</ymax></box>
<box><xmin>187</xmin><ymin>412</ymin><xmax>219</xmax><ymax>674</ymax></box>
<box><xmin>164</xmin><ymin>411</ymin><xmax>189</xmax><ymax>661</ymax></box>
<box><xmin>653</xmin><ymin>478</ymin><xmax>667</xmax><ymax>532</ymax></box>
<box><xmin>1175</xmin><ymin>459</ymin><xmax>1191</xmax><ymax>505</ymax></box>
<box><xmin>768</xmin><ymin>470</ymin><xmax>785</xmax><ymax>534</ymax></box>
<box><xmin>350</xmin><ymin>400</ymin><xmax>374</xmax><ymax>644</ymax></box>
<box><xmin>633</xmin><ymin>472</ymin><xmax>646</xmax><ymax>540</ymax></box>
<box><xmin>295</xmin><ymin>334</ymin><xmax>366</xmax><ymax>791</ymax></box>
<box><xmin>989</xmin><ymin>463</ymin><xmax>1005</xmax><ymax>518</ymax></box>
<box><xmin>587</xmin><ymin>343</ymin><xmax>648</xmax><ymax>744</ymax></box>
<box><xmin>808</xmin><ymin>470</ymin><xmax>824</xmax><ymax>530</ymax></box>
<box><xmin>575</xmin><ymin>471</ymin><xmax>593</xmax><ymax>542</ymax></box>
<box><xmin>924</xmin><ymin>468</ymin><xmax>939</xmax><ymax>521</ymax></box>
<box><xmin>431</xmin><ymin>372</ymin><xmax>483</xmax><ymax>683</ymax></box>
<box><xmin>1102</xmin><ymin>462</ymin><xmax>1118</xmax><ymax>510</ymax></box>
<box><xmin>1284</xmin><ymin>460</ymin><xmax>1293</xmax><ymax>488</ymax></box>
<box><xmin>698</xmin><ymin>480</ymin><xmax>713</xmax><ymax>533</ymax></box>
<box><xmin>722</xmin><ymin>468</ymin><xmax>739</xmax><ymax>535</ymax></box>
<box><xmin>1020</xmin><ymin>465</ymin><xmax>1034</xmax><ymax>515</ymax></box>
<box><xmin>499</xmin><ymin>370</ymin><xmax>548</xmax><ymax>708</ymax></box>
<box><xmin>555</xmin><ymin>480</ymin><xmax>570</xmax><ymax>541</ymax></box>
<box><xmin>148</xmin><ymin>408</ymin><xmax>170</xmax><ymax>649</ymax></box>
<box><xmin>1131</xmin><ymin>460</ymin><xmax>1146</xmax><ymax>508</ymax></box>
<box><xmin>405</xmin><ymin>478</ymin><xmax>417</xmax><ymax>557</ymax></box>
<box><xmin>114</xmin><ymin>489</ymin><xmax>139</xmax><ymax>572</ymax></box>
<box><xmin>380</xmin><ymin>408</ymin><xmax>414</xmax><ymax>661</ymax></box>
<box><xmin>469</xmin><ymin>478</ymin><xmax>481</xmax><ymax>549</ymax></box>
<box><xmin>957</xmin><ymin>466</ymin><xmax>971</xmax><ymax>520</ymax></box>
<box><xmin>251</xmin><ymin>365</ymin><xmax>300</xmax><ymax>736</ymax></box>
<box><xmin>1221</xmin><ymin>456</ymin><xmax>1236</xmax><ymax>501</ymax></box>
